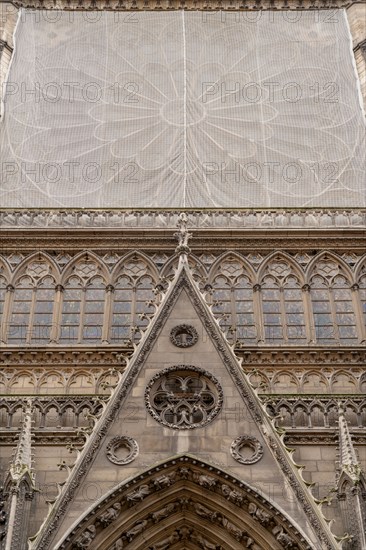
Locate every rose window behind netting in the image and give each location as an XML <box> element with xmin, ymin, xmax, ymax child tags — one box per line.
<box><xmin>0</xmin><ymin>10</ymin><xmax>365</xmax><ymax>207</ymax></box>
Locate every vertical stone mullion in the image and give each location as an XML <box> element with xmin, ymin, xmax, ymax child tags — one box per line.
<box><xmin>279</xmin><ymin>285</ymin><xmax>288</xmax><ymax>344</ymax></box>
<box><xmin>302</xmin><ymin>284</ymin><xmax>315</xmax><ymax>344</ymax></box>
<box><xmin>328</xmin><ymin>287</ymin><xmax>340</xmax><ymax>344</ymax></box>
<box><xmin>79</xmin><ymin>285</ymin><xmax>87</xmax><ymax>344</ymax></box>
<box><xmin>50</xmin><ymin>285</ymin><xmax>64</xmax><ymax>343</ymax></box>
<box><xmin>351</xmin><ymin>284</ymin><xmax>366</xmax><ymax>343</ymax></box>
<box><xmin>26</xmin><ymin>286</ymin><xmax>37</xmax><ymax>345</ymax></box>
<box><xmin>253</xmin><ymin>284</ymin><xmax>264</xmax><ymax>344</ymax></box>
<box><xmin>102</xmin><ymin>284</ymin><xmax>114</xmax><ymax>344</ymax></box>
<box><xmin>1</xmin><ymin>284</ymin><xmax>14</xmax><ymax>343</ymax></box>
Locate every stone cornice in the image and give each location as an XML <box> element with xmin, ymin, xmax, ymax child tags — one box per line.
<box><xmin>0</xmin><ymin>347</ymin><xmax>131</xmax><ymax>366</ymax></box>
<box><xmin>1</xmin><ymin>233</ymin><xmax>365</xmax><ymax>253</ymax></box>
<box><xmin>0</xmin><ymin>346</ymin><xmax>365</xmax><ymax>366</ymax></box>
<box><xmin>8</xmin><ymin>0</ymin><xmax>359</xmax><ymax>9</ymax></box>
<box><xmin>1</xmin><ymin>208</ymin><xmax>365</xmax><ymax>229</ymax></box>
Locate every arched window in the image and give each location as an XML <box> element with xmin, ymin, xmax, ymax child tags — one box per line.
<box><xmin>60</xmin><ymin>275</ymin><xmax>106</xmax><ymax>343</ymax></box>
<box><xmin>211</xmin><ymin>265</ymin><xmax>256</xmax><ymax>345</ymax></box>
<box><xmin>310</xmin><ymin>273</ymin><xmax>358</xmax><ymax>345</ymax></box>
<box><xmin>110</xmin><ymin>274</ymin><xmax>155</xmax><ymax>343</ymax></box>
<box><xmin>31</xmin><ymin>276</ymin><xmax>55</xmax><ymax>343</ymax></box>
<box><xmin>110</xmin><ymin>276</ymin><xmax>132</xmax><ymax>342</ymax></box>
<box><xmin>8</xmin><ymin>274</ymin><xmax>56</xmax><ymax>344</ymax></box>
<box><xmin>261</xmin><ymin>273</ymin><xmax>306</xmax><ymax>344</ymax></box>
<box><xmin>8</xmin><ymin>277</ymin><xmax>33</xmax><ymax>343</ymax></box>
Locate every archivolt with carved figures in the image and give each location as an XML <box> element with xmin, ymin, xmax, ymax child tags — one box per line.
<box><xmin>58</xmin><ymin>456</ymin><xmax>312</xmax><ymax>550</ymax></box>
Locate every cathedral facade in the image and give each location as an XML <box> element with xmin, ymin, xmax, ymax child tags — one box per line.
<box><xmin>0</xmin><ymin>2</ymin><xmax>366</xmax><ymax>549</ymax></box>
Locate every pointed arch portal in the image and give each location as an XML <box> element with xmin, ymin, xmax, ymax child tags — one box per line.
<box><xmin>58</xmin><ymin>456</ymin><xmax>313</xmax><ymax>550</ymax></box>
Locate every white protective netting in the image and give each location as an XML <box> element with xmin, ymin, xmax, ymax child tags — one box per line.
<box><xmin>0</xmin><ymin>10</ymin><xmax>365</xmax><ymax>207</ymax></box>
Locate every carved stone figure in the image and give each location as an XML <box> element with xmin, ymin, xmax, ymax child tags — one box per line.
<box><xmin>193</xmin><ymin>502</ymin><xmax>217</xmax><ymax>522</ymax></box>
<box><xmin>151</xmin><ymin>501</ymin><xmax>178</xmax><ymax>522</ymax></box>
<box><xmin>219</xmin><ymin>517</ymin><xmax>243</xmax><ymax>541</ymax></box>
<box><xmin>125</xmin><ymin>519</ymin><xmax>148</xmax><ymax>541</ymax></box>
<box><xmin>272</xmin><ymin>526</ymin><xmax>298</xmax><ymax>549</ymax></box>
<box><xmin>98</xmin><ymin>503</ymin><xmax>121</xmax><ymax>527</ymax></box>
<box><xmin>194</xmin><ymin>473</ymin><xmax>216</xmax><ymax>489</ymax></box>
<box><xmin>149</xmin><ymin>530</ymin><xmax>181</xmax><ymax>549</ymax></box>
<box><xmin>73</xmin><ymin>525</ymin><xmax>96</xmax><ymax>549</ymax></box>
<box><xmin>191</xmin><ymin>531</ymin><xmax>222</xmax><ymax>549</ymax></box>
<box><xmin>126</xmin><ymin>484</ymin><xmax>150</xmax><ymax>504</ymax></box>
<box><xmin>221</xmin><ymin>484</ymin><xmax>244</xmax><ymax>505</ymax></box>
<box><xmin>110</xmin><ymin>538</ymin><xmax>124</xmax><ymax>550</ymax></box>
<box><xmin>248</xmin><ymin>502</ymin><xmax>271</xmax><ymax>526</ymax></box>
<box><xmin>153</xmin><ymin>472</ymin><xmax>175</xmax><ymax>490</ymax></box>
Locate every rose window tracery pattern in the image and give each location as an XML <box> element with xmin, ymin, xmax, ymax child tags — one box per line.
<box><xmin>1</xmin><ymin>11</ymin><xmax>365</xmax><ymax>207</ymax></box>
<box><xmin>145</xmin><ymin>366</ymin><xmax>223</xmax><ymax>429</ymax></box>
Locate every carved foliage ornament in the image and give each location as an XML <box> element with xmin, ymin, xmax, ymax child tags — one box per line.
<box><xmin>145</xmin><ymin>365</ymin><xmax>223</xmax><ymax>429</ymax></box>
<box><xmin>230</xmin><ymin>435</ymin><xmax>264</xmax><ymax>465</ymax></box>
<box><xmin>106</xmin><ymin>436</ymin><xmax>139</xmax><ymax>465</ymax></box>
<box><xmin>170</xmin><ymin>324</ymin><xmax>198</xmax><ymax>348</ymax></box>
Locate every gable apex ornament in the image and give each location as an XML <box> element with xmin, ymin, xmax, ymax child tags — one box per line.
<box><xmin>174</xmin><ymin>213</ymin><xmax>192</xmax><ymax>258</ymax></box>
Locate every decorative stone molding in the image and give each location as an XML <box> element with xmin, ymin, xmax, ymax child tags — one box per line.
<box><xmin>230</xmin><ymin>435</ymin><xmax>264</xmax><ymax>465</ymax></box>
<box><xmin>8</xmin><ymin>0</ymin><xmax>358</xmax><ymax>9</ymax></box>
<box><xmin>0</xmin><ymin>209</ymin><xmax>365</xmax><ymax>229</ymax></box>
<box><xmin>106</xmin><ymin>436</ymin><xmax>138</xmax><ymax>465</ymax></box>
<box><xmin>145</xmin><ymin>365</ymin><xmax>223</xmax><ymax>429</ymax></box>
<box><xmin>170</xmin><ymin>324</ymin><xmax>198</xmax><ymax>348</ymax></box>
<box><xmin>58</xmin><ymin>456</ymin><xmax>311</xmax><ymax>550</ymax></box>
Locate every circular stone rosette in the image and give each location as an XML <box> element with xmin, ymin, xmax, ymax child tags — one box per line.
<box><xmin>170</xmin><ymin>324</ymin><xmax>198</xmax><ymax>348</ymax></box>
<box><xmin>106</xmin><ymin>436</ymin><xmax>139</xmax><ymax>465</ymax></box>
<box><xmin>145</xmin><ymin>365</ymin><xmax>223</xmax><ymax>430</ymax></box>
<box><xmin>230</xmin><ymin>435</ymin><xmax>264</xmax><ymax>465</ymax></box>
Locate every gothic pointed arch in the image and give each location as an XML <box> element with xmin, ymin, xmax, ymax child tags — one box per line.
<box><xmin>208</xmin><ymin>251</ymin><xmax>255</xmax><ymax>283</ymax></box>
<box><xmin>61</xmin><ymin>251</ymin><xmax>109</xmax><ymax>284</ymax></box>
<box><xmin>257</xmin><ymin>253</ymin><xmax>307</xmax><ymax>345</ymax></box>
<box><xmin>305</xmin><ymin>251</ymin><xmax>353</xmax><ymax>284</ymax></box>
<box><xmin>5</xmin><ymin>253</ymin><xmax>60</xmax><ymax>344</ymax></box>
<box><xmin>0</xmin><ymin>255</ymin><xmax>12</xmax><ymax>282</ymax></box>
<box><xmin>206</xmin><ymin>252</ymin><xmax>256</xmax><ymax>345</ymax></box>
<box><xmin>354</xmin><ymin>254</ymin><xmax>366</xmax><ymax>282</ymax></box>
<box><xmin>111</xmin><ymin>251</ymin><xmax>159</xmax><ymax>283</ymax></box>
<box><xmin>257</xmin><ymin>251</ymin><xmax>304</xmax><ymax>282</ymax></box>
<box><xmin>59</xmin><ymin>252</ymin><xmax>108</xmax><ymax>344</ymax></box>
<box><xmin>56</xmin><ymin>455</ymin><xmax>314</xmax><ymax>550</ymax></box>
<box><xmin>11</xmin><ymin>251</ymin><xmax>60</xmax><ymax>285</ymax></box>
<box><xmin>109</xmin><ymin>252</ymin><xmax>160</xmax><ymax>344</ymax></box>
<box><xmin>305</xmin><ymin>252</ymin><xmax>360</xmax><ymax>345</ymax></box>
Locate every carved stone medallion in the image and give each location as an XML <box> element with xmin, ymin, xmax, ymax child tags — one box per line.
<box><xmin>170</xmin><ymin>324</ymin><xmax>198</xmax><ymax>348</ymax></box>
<box><xmin>145</xmin><ymin>365</ymin><xmax>223</xmax><ymax>429</ymax></box>
<box><xmin>230</xmin><ymin>435</ymin><xmax>264</xmax><ymax>465</ymax></box>
<box><xmin>106</xmin><ymin>436</ymin><xmax>139</xmax><ymax>465</ymax></box>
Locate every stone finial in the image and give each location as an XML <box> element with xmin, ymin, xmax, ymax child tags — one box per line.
<box><xmin>8</xmin><ymin>399</ymin><xmax>35</xmax><ymax>487</ymax></box>
<box><xmin>337</xmin><ymin>406</ymin><xmax>363</xmax><ymax>484</ymax></box>
<box><xmin>174</xmin><ymin>213</ymin><xmax>192</xmax><ymax>257</ymax></box>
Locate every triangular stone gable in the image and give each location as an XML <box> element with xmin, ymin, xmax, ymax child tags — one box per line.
<box><xmin>32</xmin><ymin>262</ymin><xmax>336</xmax><ymax>550</ymax></box>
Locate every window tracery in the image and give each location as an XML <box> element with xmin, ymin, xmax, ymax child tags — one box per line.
<box><xmin>309</xmin><ymin>260</ymin><xmax>358</xmax><ymax>344</ymax></box>
<box><xmin>211</xmin><ymin>258</ymin><xmax>256</xmax><ymax>344</ymax></box>
<box><xmin>60</xmin><ymin>275</ymin><xmax>106</xmax><ymax>343</ymax></box>
<box><xmin>145</xmin><ymin>366</ymin><xmax>223</xmax><ymax>429</ymax></box>
<box><xmin>8</xmin><ymin>272</ymin><xmax>56</xmax><ymax>344</ymax></box>
<box><xmin>259</xmin><ymin>259</ymin><xmax>307</xmax><ymax>345</ymax></box>
<box><xmin>110</xmin><ymin>270</ymin><xmax>156</xmax><ymax>343</ymax></box>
